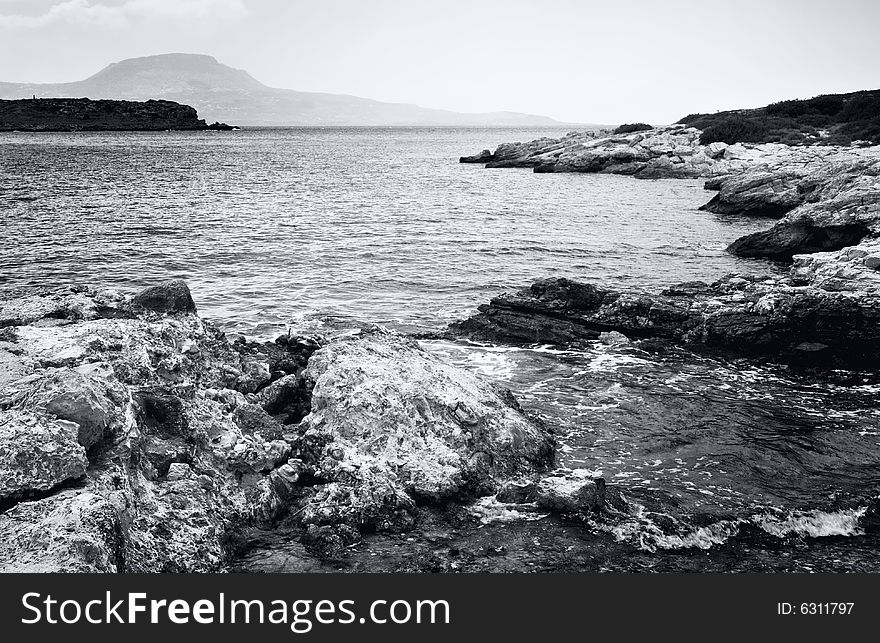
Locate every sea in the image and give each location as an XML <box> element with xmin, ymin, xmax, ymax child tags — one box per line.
<box><xmin>2</xmin><ymin>127</ymin><xmax>879</xmax><ymax>571</ymax></box>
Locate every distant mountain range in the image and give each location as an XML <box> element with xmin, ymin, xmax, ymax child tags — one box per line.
<box><xmin>0</xmin><ymin>53</ymin><xmax>580</xmax><ymax>127</ymax></box>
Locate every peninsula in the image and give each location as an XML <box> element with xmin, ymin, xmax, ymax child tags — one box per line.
<box><xmin>0</xmin><ymin>97</ymin><xmax>234</xmax><ymax>132</ymax></box>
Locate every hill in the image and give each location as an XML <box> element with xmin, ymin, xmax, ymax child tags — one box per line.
<box><xmin>0</xmin><ymin>54</ymin><xmax>573</xmax><ymax>127</ymax></box>
<box><xmin>678</xmin><ymin>89</ymin><xmax>880</xmax><ymax>146</ymax></box>
<box><xmin>0</xmin><ymin>98</ymin><xmax>231</xmax><ymax>132</ymax></box>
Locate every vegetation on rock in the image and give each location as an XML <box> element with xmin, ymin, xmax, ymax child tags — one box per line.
<box><xmin>679</xmin><ymin>89</ymin><xmax>880</xmax><ymax>146</ymax></box>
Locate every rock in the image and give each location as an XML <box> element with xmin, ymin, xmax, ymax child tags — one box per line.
<box><xmin>704</xmin><ymin>141</ymin><xmax>728</xmax><ymax>159</ymax></box>
<box><xmin>532</xmin><ymin>471</ymin><xmax>610</xmax><ymax>513</ymax></box>
<box><xmin>495</xmin><ymin>479</ymin><xmax>537</xmax><ymax>503</ymax></box>
<box><xmin>296</xmin><ymin>328</ymin><xmax>554</xmax><ymax>511</ymax></box>
<box><xmin>300</xmin><ymin>523</ymin><xmax>361</xmax><ymax>558</ymax></box>
<box><xmin>599</xmin><ymin>331</ymin><xmax>630</xmax><ymax>345</ymax></box>
<box><xmin>0</xmin><ymin>286</ymin><xmax>127</xmax><ymax>327</ymax></box>
<box><xmin>259</xmin><ymin>373</ymin><xmax>311</xmax><ymax>425</ymax></box>
<box><xmin>727</xmin><ymin>221</ymin><xmax>871</xmax><ymax>262</ymax></box>
<box><xmin>460</xmin><ymin>125</ymin><xmax>742</xmax><ymax>179</ymax></box>
<box><xmin>0</xmin><ymin>490</ymin><xmax>125</xmax><ymax>572</ymax></box>
<box><xmin>699</xmin><ymin>170</ymin><xmax>807</xmax><ymax>218</ymax></box>
<box><xmin>130</xmin><ymin>279</ymin><xmax>197</xmax><ymax>315</ymax></box>
<box><xmin>0</xmin><ymin>410</ymin><xmax>88</xmax><ymax>505</ymax></box>
<box><xmin>18</xmin><ymin>368</ymin><xmax>127</xmax><ymax>449</ymax></box>
<box><xmin>459</xmin><ymin>149</ymin><xmax>493</xmax><ymax>163</ymax></box>
<box><xmin>451</xmin><ymin>274</ymin><xmax>880</xmax><ymax>368</ymax></box>
<box><xmin>165</xmin><ymin>462</ymin><xmax>192</xmax><ymax>481</ymax></box>
<box><xmin>0</xmin><ymin>281</ymin><xmax>558</xmax><ymax>570</ymax></box>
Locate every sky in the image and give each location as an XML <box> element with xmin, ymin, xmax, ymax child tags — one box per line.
<box><xmin>0</xmin><ymin>0</ymin><xmax>878</xmax><ymax>124</ymax></box>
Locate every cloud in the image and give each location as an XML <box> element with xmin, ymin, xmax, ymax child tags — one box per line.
<box><xmin>0</xmin><ymin>0</ymin><xmax>250</xmax><ymax>29</ymax></box>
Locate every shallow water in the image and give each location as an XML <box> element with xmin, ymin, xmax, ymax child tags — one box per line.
<box><xmin>2</xmin><ymin>127</ymin><xmax>877</xmax><ymax>570</ymax></box>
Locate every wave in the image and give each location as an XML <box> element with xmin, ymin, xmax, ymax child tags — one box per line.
<box><xmin>592</xmin><ymin>501</ymin><xmax>869</xmax><ymax>553</ymax></box>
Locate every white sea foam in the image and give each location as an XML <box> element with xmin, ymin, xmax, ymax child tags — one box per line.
<box><xmin>753</xmin><ymin>507</ymin><xmax>866</xmax><ymax>538</ymax></box>
<box><xmin>467</xmin><ymin>496</ymin><xmax>548</xmax><ymax>524</ymax></box>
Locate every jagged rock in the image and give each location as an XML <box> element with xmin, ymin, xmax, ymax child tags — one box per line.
<box><xmin>0</xmin><ymin>285</ymin><xmax>127</xmax><ymax>327</ymax></box>
<box><xmin>494</xmin><ymin>471</ymin><xmax>624</xmax><ymax>515</ymax></box>
<box><xmin>0</xmin><ymin>410</ymin><xmax>88</xmax><ymax>504</ymax></box>
<box><xmin>0</xmin><ymin>490</ymin><xmax>126</xmax><ymax>572</ymax></box>
<box><xmin>296</xmin><ymin>328</ymin><xmax>554</xmax><ymax>508</ymax></box>
<box><xmin>451</xmin><ymin>275</ymin><xmax>880</xmax><ymax>367</ymax></box>
<box><xmin>599</xmin><ymin>331</ymin><xmax>630</xmax><ymax>345</ymax></box>
<box><xmin>461</xmin><ymin>125</ymin><xmax>764</xmax><ymax>179</ymax></box>
<box><xmin>705</xmin><ymin>141</ymin><xmax>728</xmax><ymax>159</ymax></box>
<box><xmin>259</xmin><ymin>373</ymin><xmax>311</xmax><ymax>424</ymax></box>
<box><xmin>12</xmin><ymin>368</ymin><xmax>128</xmax><ymax>449</ymax></box>
<box><xmin>699</xmin><ymin>170</ymin><xmax>807</xmax><ymax>218</ymax></box>
<box><xmin>459</xmin><ymin>149</ymin><xmax>493</xmax><ymax>163</ymax></box>
<box><xmin>130</xmin><ymin>279</ymin><xmax>197</xmax><ymax>315</ymax></box>
<box><xmin>532</xmin><ymin>471</ymin><xmax>611</xmax><ymax>513</ymax></box>
<box><xmin>715</xmin><ymin>149</ymin><xmax>879</xmax><ymax>260</ymax></box>
<box><xmin>727</xmin><ymin>220</ymin><xmax>871</xmax><ymax>262</ymax></box>
<box><xmin>0</xmin><ymin>283</ymin><xmax>557</xmax><ymax>571</ymax></box>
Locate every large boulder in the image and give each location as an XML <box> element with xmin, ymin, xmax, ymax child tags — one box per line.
<box><xmin>129</xmin><ymin>279</ymin><xmax>197</xmax><ymax>315</ymax></box>
<box><xmin>296</xmin><ymin>329</ymin><xmax>555</xmax><ymax>507</ymax></box>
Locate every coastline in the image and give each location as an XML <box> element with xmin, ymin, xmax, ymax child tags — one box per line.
<box><xmin>2</xmin><ymin>122</ymin><xmax>879</xmax><ymax>572</ymax></box>
<box><xmin>455</xmin><ymin>125</ymin><xmax>880</xmax><ymax>367</ymax></box>
<box><xmin>0</xmin><ymin>98</ymin><xmax>234</xmax><ymax>132</ymax></box>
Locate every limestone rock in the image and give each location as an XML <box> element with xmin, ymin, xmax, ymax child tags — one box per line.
<box><xmin>0</xmin><ymin>281</ymin><xmax>558</xmax><ymax>571</ymax></box>
<box><xmin>0</xmin><ymin>410</ymin><xmax>88</xmax><ymax>504</ymax></box>
<box><xmin>297</xmin><ymin>328</ymin><xmax>555</xmax><ymax>507</ymax></box>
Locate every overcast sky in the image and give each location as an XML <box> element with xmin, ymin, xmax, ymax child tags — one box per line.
<box><xmin>0</xmin><ymin>0</ymin><xmax>877</xmax><ymax>124</ymax></box>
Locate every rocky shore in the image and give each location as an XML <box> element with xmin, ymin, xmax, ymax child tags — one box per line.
<box><xmin>0</xmin><ymin>280</ymin><xmax>643</xmax><ymax>572</ymax></box>
<box><xmin>457</xmin><ymin>125</ymin><xmax>879</xmax><ymax>364</ymax></box>
<box><xmin>0</xmin><ymin>98</ymin><xmax>234</xmax><ymax>132</ymax></box>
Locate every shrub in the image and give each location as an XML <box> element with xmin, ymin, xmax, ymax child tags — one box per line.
<box><xmin>681</xmin><ymin>89</ymin><xmax>880</xmax><ymax>147</ymax></box>
<box><xmin>613</xmin><ymin>122</ymin><xmax>652</xmax><ymax>134</ymax></box>
<box><xmin>698</xmin><ymin>117</ymin><xmax>768</xmax><ymax>145</ymax></box>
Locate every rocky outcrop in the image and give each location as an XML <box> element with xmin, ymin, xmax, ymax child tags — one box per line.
<box><xmin>298</xmin><ymin>331</ymin><xmax>553</xmax><ymax>504</ymax></box>
<box><xmin>0</xmin><ymin>98</ymin><xmax>234</xmax><ymax>132</ymax></box>
<box><xmin>717</xmin><ymin>150</ymin><xmax>880</xmax><ymax>261</ymax></box>
<box><xmin>459</xmin><ymin>126</ymin><xmax>761</xmax><ymax>179</ymax></box>
<box><xmin>451</xmin><ymin>272</ymin><xmax>880</xmax><ymax>367</ymax></box>
<box><xmin>0</xmin><ymin>281</ymin><xmax>553</xmax><ymax>571</ymax></box>
<box><xmin>726</xmin><ymin>221</ymin><xmax>871</xmax><ymax>262</ymax></box>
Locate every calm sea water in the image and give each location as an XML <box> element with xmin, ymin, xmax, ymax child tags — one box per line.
<box><xmin>2</xmin><ymin>128</ymin><xmax>878</xmax><ymax>570</ymax></box>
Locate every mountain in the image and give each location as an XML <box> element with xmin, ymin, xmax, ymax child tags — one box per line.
<box><xmin>0</xmin><ymin>53</ymin><xmax>574</xmax><ymax>127</ymax></box>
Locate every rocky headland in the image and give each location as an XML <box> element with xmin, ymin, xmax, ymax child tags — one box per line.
<box><xmin>457</xmin><ymin>99</ymin><xmax>880</xmax><ymax>366</ymax></box>
<box><xmin>0</xmin><ymin>98</ymin><xmax>234</xmax><ymax>132</ymax></box>
<box><xmin>0</xmin><ymin>280</ymin><xmax>647</xmax><ymax>572</ymax></box>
